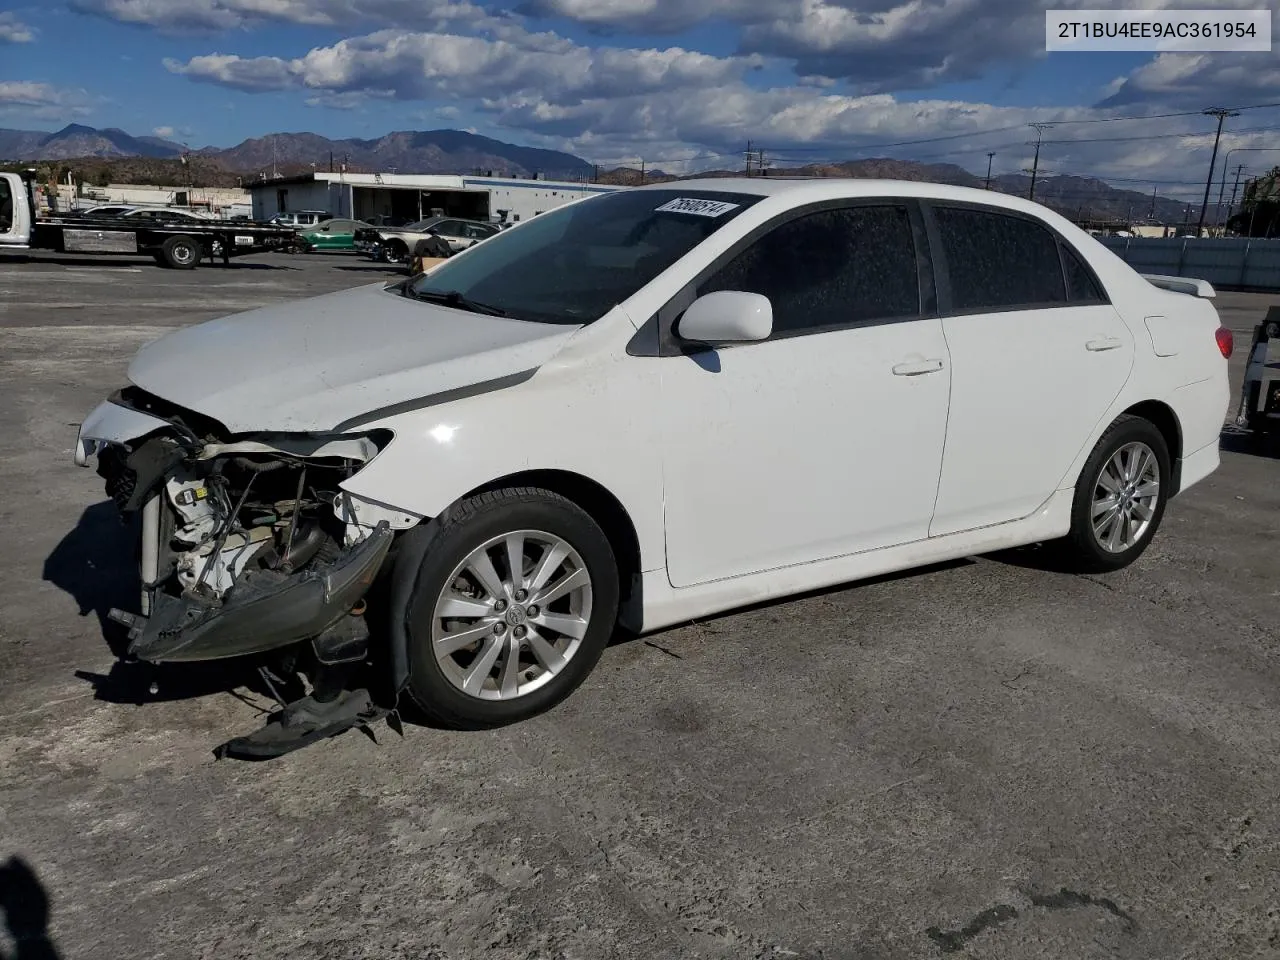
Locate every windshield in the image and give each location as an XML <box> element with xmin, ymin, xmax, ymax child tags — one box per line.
<box><xmin>405</xmin><ymin>189</ymin><xmax>761</xmax><ymax>325</ymax></box>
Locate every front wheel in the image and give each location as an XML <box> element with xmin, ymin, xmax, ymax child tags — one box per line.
<box><xmin>398</xmin><ymin>488</ymin><xmax>619</xmax><ymax>729</ymax></box>
<box><xmin>1054</xmin><ymin>414</ymin><xmax>1171</xmax><ymax>573</ymax></box>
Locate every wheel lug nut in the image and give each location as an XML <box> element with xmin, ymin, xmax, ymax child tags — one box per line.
<box><xmin>526</xmin><ymin>605</ymin><xmax>539</xmax><ymax>618</ymax></box>
<box><xmin>514</xmin><ymin>625</ymin><xmax>526</xmax><ymax>638</ymax></box>
<box><xmin>494</xmin><ymin>599</ymin><xmax>507</xmax><ymax>612</ymax></box>
<box><xmin>514</xmin><ymin>589</ymin><xmax>528</xmax><ymax>602</ymax></box>
<box><xmin>494</xmin><ymin>622</ymin><xmax>506</xmax><ymax>634</ymax></box>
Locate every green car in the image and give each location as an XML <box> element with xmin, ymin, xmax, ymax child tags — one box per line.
<box><xmin>296</xmin><ymin>218</ymin><xmax>371</xmax><ymax>252</ymax></box>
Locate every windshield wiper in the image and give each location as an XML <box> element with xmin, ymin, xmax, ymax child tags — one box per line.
<box><xmin>403</xmin><ymin>286</ymin><xmax>508</xmax><ymax>317</ymax></box>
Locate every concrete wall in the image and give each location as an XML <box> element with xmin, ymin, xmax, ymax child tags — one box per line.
<box><xmin>1100</xmin><ymin>236</ymin><xmax>1280</xmax><ymax>292</ymax></box>
<box><xmin>78</xmin><ymin>184</ymin><xmax>250</xmax><ymax>214</ymax></box>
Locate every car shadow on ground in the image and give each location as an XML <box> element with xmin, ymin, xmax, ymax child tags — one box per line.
<box><xmin>0</xmin><ymin>857</ymin><xmax>62</xmax><ymax>960</ymax></box>
<box><xmin>1219</xmin><ymin>423</ymin><xmax>1280</xmax><ymax>459</ymax></box>
<box><xmin>42</xmin><ymin>501</ymin><xmax>291</xmax><ymax>710</ymax></box>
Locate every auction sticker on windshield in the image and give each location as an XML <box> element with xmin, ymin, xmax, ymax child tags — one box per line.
<box><xmin>655</xmin><ymin>198</ymin><xmax>741</xmax><ymax>217</ymax></box>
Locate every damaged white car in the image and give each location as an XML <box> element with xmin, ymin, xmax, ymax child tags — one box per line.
<box><xmin>75</xmin><ymin>179</ymin><xmax>1231</xmax><ymax>757</ymax></box>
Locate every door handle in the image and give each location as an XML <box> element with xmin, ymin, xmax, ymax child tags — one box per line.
<box><xmin>1086</xmin><ymin>336</ymin><xmax>1123</xmax><ymax>352</ymax></box>
<box><xmin>892</xmin><ymin>358</ymin><xmax>945</xmax><ymax>376</ymax></box>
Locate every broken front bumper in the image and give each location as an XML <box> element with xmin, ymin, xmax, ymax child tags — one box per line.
<box><xmin>113</xmin><ymin>522</ymin><xmax>393</xmax><ymax>663</ymax></box>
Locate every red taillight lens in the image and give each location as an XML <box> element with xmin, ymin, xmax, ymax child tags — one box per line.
<box><xmin>1216</xmin><ymin>326</ymin><xmax>1233</xmax><ymax>359</ymax></box>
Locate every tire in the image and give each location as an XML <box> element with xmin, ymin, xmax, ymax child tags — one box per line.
<box><xmin>384</xmin><ymin>240</ymin><xmax>408</xmax><ymax>264</ymax></box>
<box><xmin>1054</xmin><ymin>414</ymin><xmax>1172</xmax><ymax>573</ymax></box>
<box><xmin>396</xmin><ymin>487</ymin><xmax>619</xmax><ymax>729</ymax></box>
<box><xmin>160</xmin><ymin>235</ymin><xmax>200</xmax><ymax>270</ymax></box>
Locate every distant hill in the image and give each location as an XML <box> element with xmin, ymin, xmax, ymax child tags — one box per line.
<box><xmin>198</xmin><ymin>129</ymin><xmax>594</xmax><ymax>180</ymax></box>
<box><xmin>0</xmin><ymin>124</ymin><xmax>593</xmax><ymax>178</ymax></box>
<box><xmin>2</xmin><ymin>123</ymin><xmax>1198</xmax><ymax>223</ymax></box>
<box><xmin>598</xmin><ymin>158</ymin><xmax>1193</xmax><ymax>223</ymax></box>
<box><xmin>0</xmin><ymin>123</ymin><xmax>185</xmax><ymax>160</ymax></box>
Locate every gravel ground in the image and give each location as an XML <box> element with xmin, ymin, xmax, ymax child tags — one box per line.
<box><xmin>1</xmin><ymin>250</ymin><xmax>1277</xmax><ymax>960</ymax></box>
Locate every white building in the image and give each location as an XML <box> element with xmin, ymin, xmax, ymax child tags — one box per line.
<box><xmin>247</xmin><ymin>172</ymin><xmax>624</xmax><ymax>225</ymax></box>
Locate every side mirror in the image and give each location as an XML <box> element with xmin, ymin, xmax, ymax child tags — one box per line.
<box><xmin>676</xmin><ymin>291</ymin><xmax>772</xmax><ymax>344</ymax></box>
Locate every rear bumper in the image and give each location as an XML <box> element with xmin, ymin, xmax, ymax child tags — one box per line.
<box><xmin>1173</xmin><ymin>438</ymin><xmax>1219</xmax><ymax>499</ymax></box>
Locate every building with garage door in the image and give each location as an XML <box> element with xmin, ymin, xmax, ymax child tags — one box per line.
<box><xmin>248</xmin><ymin>172</ymin><xmax>624</xmax><ymax>225</ymax></box>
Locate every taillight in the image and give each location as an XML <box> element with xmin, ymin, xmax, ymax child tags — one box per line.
<box><xmin>1215</xmin><ymin>326</ymin><xmax>1233</xmax><ymax>359</ymax></box>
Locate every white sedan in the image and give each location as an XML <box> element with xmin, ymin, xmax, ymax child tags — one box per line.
<box><xmin>73</xmin><ymin>178</ymin><xmax>1232</xmax><ymax>751</ymax></box>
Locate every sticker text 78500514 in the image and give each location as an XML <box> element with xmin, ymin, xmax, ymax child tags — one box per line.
<box><xmin>654</xmin><ymin>197</ymin><xmax>741</xmax><ymax>217</ymax></box>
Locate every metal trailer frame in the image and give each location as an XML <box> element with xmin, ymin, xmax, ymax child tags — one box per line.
<box><xmin>1235</xmin><ymin>305</ymin><xmax>1280</xmax><ymax>439</ymax></box>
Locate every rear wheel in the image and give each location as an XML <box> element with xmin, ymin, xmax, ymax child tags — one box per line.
<box><xmin>398</xmin><ymin>487</ymin><xmax>619</xmax><ymax>729</ymax></box>
<box><xmin>160</xmin><ymin>235</ymin><xmax>200</xmax><ymax>270</ymax></box>
<box><xmin>1055</xmin><ymin>415</ymin><xmax>1171</xmax><ymax>573</ymax></box>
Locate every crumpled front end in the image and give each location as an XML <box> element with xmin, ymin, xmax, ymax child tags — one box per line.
<box><xmin>77</xmin><ymin>388</ymin><xmax>416</xmax><ymax>665</ymax></box>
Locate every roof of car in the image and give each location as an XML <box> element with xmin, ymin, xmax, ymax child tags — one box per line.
<box><xmin>635</xmin><ymin>177</ymin><xmax>1062</xmax><ymax>220</ymax></box>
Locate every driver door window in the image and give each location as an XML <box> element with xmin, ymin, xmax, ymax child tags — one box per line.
<box><xmin>697</xmin><ymin>204</ymin><xmax>921</xmax><ymax>337</ymax></box>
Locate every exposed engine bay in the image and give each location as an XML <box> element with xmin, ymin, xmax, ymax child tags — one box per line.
<box><xmin>84</xmin><ymin>389</ymin><xmax>408</xmax><ymax>758</ymax></box>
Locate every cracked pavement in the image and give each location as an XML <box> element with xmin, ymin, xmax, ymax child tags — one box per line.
<box><xmin>1</xmin><ymin>251</ymin><xmax>1277</xmax><ymax>959</ymax></box>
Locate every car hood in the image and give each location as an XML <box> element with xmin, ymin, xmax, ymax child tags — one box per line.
<box><xmin>126</xmin><ymin>282</ymin><xmax>581</xmax><ymax>434</ymax></box>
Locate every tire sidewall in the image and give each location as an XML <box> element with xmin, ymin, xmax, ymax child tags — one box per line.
<box><xmin>403</xmin><ymin>495</ymin><xmax>619</xmax><ymax>727</ymax></box>
<box><xmin>1071</xmin><ymin>418</ymin><xmax>1171</xmax><ymax>571</ymax></box>
<box><xmin>163</xmin><ymin>236</ymin><xmax>198</xmax><ymax>268</ymax></box>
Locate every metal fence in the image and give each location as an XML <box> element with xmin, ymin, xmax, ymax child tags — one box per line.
<box><xmin>1098</xmin><ymin>237</ymin><xmax>1280</xmax><ymax>292</ymax></box>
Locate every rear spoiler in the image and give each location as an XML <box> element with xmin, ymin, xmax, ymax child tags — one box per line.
<box><xmin>1141</xmin><ymin>273</ymin><xmax>1216</xmax><ymax>299</ymax></box>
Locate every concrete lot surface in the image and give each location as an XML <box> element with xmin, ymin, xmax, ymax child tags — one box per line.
<box><xmin>1</xmin><ymin>251</ymin><xmax>1278</xmax><ymax>959</ymax></box>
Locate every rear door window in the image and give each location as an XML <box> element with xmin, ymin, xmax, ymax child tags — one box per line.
<box><xmin>932</xmin><ymin>206</ymin><xmax>1067</xmax><ymax>311</ymax></box>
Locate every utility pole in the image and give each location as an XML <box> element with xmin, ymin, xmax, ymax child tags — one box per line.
<box><xmin>1149</xmin><ymin>185</ymin><xmax>1157</xmax><ymax>220</ymax></box>
<box><xmin>984</xmin><ymin>152</ymin><xmax>995</xmax><ymax>189</ymax></box>
<box><xmin>756</xmin><ymin>148</ymin><xmax>768</xmax><ymax>175</ymax></box>
<box><xmin>1027</xmin><ymin>123</ymin><xmax>1052</xmax><ymax>201</ymax></box>
<box><xmin>1228</xmin><ymin>163</ymin><xmax>1246</xmax><ymax>210</ymax></box>
<box><xmin>1196</xmin><ymin>107</ymin><xmax>1238</xmax><ymax>237</ymax></box>
<box><xmin>639</xmin><ymin>159</ymin><xmax>645</xmax><ymax>184</ymax></box>
<box><xmin>745</xmin><ymin>139</ymin><xmax>753</xmax><ymax>177</ymax></box>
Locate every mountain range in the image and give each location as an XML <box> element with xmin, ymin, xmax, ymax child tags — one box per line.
<box><xmin>1</xmin><ymin>123</ymin><xmax>1199</xmax><ymax>223</ymax></box>
<box><xmin>0</xmin><ymin>123</ymin><xmax>593</xmax><ymax>178</ymax></box>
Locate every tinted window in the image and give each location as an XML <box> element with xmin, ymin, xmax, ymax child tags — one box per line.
<box><xmin>933</xmin><ymin>206</ymin><xmax>1066</xmax><ymax>310</ymax></box>
<box><xmin>0</xmin><ymin>177</ymin><xmax>11</xmax><ymax>232</ymax></box>
<box><xmin>1062</xmin><ymin>243</ymin><xmax>1106</xmax><ymax>302</ymax></box>
<box><xmin>698</xmin><ymin>205</ymin><xmax>919</xmax><ymax>335</ymax></box>
<box><xmin>409</xmin><ymin>189</ymin><xmax>761</xmax><ymax>325</ymax></box>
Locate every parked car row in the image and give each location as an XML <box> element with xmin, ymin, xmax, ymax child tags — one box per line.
<box><xmin>352</xmin><ymin>216</ymin><xmax>501</xmax><ymax>262</ymax></box>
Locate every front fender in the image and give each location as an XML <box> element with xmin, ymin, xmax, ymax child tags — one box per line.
<box><xmin>338</xmin><ymin>352</ymin><xmax>666</xmax><ymax>573</ymax></box>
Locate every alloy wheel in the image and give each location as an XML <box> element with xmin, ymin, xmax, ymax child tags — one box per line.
<box><xmin>430</xmin><ymin>529</ymin><xmax>593</xmax><ymax>701</ymax></box>
<box><xmin>1091</xmin><ymin>441</ymin><xmax>1160</xmax><ymax>553</ymax></box>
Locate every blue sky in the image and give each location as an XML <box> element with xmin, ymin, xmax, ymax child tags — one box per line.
<box><xmin>2</xmin><ymin>0</ymin><xmax>1278</xmax><ymax>194</ymax></box>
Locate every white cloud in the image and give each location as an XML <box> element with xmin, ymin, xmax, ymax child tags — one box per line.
<box><xmin>153</xmin><ymin>125</ymin><xmax>176</xmax><ymax>137</ymax></box>
<box><xmin>166</xmin><ymin>29</ymin><xmax>764</xmax><ymax>105</ymax></box>
<box><xmin>0</xmin><ymin>82</ymin><xmax>93</xmax><ymax>118</ymax></box>
<box><xmin>1102</xmin><ymin>50</ymin><xmax>1280</xmax><ymax>109</ymax></box>
<box><xmin>0</xmin><ymin>12</ymin><xmax>35</xmax><ymax>42</ymax></box>
<box><xmin>72</xmin><ymin>0</ymin><xmax>512</xmax><ymax>33</ymax></box>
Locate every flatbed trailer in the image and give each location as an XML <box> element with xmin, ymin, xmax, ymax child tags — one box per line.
<box><xmin>0</xmin><ymin>170</ymin><xmax>297</xmax><ymax>268</ymax></box>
